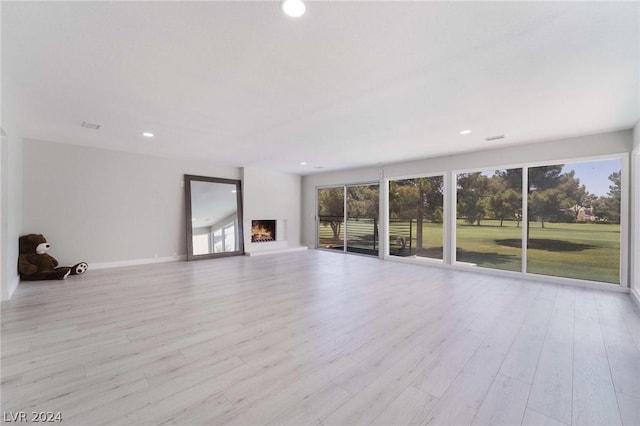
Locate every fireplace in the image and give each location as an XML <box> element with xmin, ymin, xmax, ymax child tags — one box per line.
<box><xmin>251</xmin><ymin>220</ymin><xmax>276</xmax><ymax>243</ymax></box>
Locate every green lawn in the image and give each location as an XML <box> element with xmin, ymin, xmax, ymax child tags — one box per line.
<box><xmin>456</xmin><ymin>220</ymin><xmax>522</xmax><ymax>272</ymax></box>
<box><xmin>526</xmin><ymin>221</ymin><xmax>620</xmax><ymax>284</ymax></box>
<box><xmin>319</xmin><ymin>218</ymin><xmax>621</xmax><ymax>284</ymax></box>
<box><xmin>388</xmin><ymin>221</ymin><xmax>443</xmax><ymax>259</ymax></box>
<box><xmin>318</xmin><ymin>219</ymin><xmax>379</xmax><ymax>254</ymax></box>
<box><xmin>456</xmin><ymin>219</ymin><xmax>619</xmax><ymax>283</ymax></box>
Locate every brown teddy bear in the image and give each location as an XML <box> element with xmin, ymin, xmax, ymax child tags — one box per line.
<box><xmin>18</xmin><ymin>234</ymin><xmax>88</xmax><ymax>281</ymax></box>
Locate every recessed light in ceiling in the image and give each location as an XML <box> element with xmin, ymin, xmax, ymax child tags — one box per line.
<box><xmin>142</xmin><ymin>132</ymin><xmax>154</xmax><ymax>138</ymax></box>
<box><xmin>281</xmin><ymin>0</ymin><xmax>306</xmax><ymax>17</ymax></box>
<box><xmin>231</xmin><ymin>190</ymin><xmax>237</xmax><ymax>193</ymax></box>
<box><xmin>459</xmin><ymin>130</ymin><xmax>471</xmax><ymax>135</ymax></box>
<box><xmin>81</xmin><ymin>121</ymin><xmax>101</xmax><ymax>130</ymax></box>
<box><xmin>484</xmin><ymin>135</ymin><xmax>505</xmax><ymax>141</ymax></box>
<box><xmin>300</xmin><ymin>162</ymin><xmax>307</xmax><ymax>166</ymax></box>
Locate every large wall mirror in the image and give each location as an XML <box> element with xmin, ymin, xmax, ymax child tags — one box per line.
<box><xmin>184</xmin><ymin>175</ymin><xmax>244</xmax><ymax>261</ymax></box>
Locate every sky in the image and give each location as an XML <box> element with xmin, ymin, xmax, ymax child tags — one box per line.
<box><xmin>563</xmin><ymin>158</ymin><xmax>621</xmax><ymax>197</ymax></box>
<box><xmin>478</xmin><ymin>158</ymin><xmax>621</xmax><ymax>197</ymax></box>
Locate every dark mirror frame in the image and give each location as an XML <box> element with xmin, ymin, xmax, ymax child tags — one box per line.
<box><xmin>184</xmin><ymin>174</ymin><xmax>244</xmax><ymax>261</ymax></box>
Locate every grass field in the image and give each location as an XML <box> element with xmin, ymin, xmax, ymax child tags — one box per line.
<box><xmin>319</xmin><ymin>219</ymin><xmax>621</xmax><ymax>284</ymax></box>
<box><xmin>456</xmin><ymin>220</ymin><xmax>522</xmax><ymax>272</ymax></box>
<box><xmin>526</xmin><ymin>221</ymin><xmax>620</xmax><ymax>284</ymax></box>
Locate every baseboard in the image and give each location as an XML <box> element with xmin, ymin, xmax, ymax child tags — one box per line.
<box><xmin>90</xmin><ymin>255</ymin><xmax>186</xmax><ymax>270</ymax></box>
<box><xmin>245</xmin><ymin>246</ymin><xmax>308</xmax><ymax>256</ymax></box>
<box><xmin>631</xmin><ymin>288</ymin><xmax>640</xmax><ymax>310</ymax></box>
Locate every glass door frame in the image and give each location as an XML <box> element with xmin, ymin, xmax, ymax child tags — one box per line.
<box><xmin>449</xmin><ymin>152</ymin><xmax>629</xmax><ymax>286</ymax></box>
<box><xmin>385</xmin><ymin>172</ymin><xmax>447</xmax><ymax>263</ymax></box>
<box><xmin>316</xmin><ymin>182</ymin><xmax>381</xmax><ymax>257</ymax></box>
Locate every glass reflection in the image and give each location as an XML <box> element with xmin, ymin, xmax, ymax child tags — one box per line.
<box><xmin>188</xmin><ymin>179</ymin><xmax>241</xmax><ymax>257</ymax></box>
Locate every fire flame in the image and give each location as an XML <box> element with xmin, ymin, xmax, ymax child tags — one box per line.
<box><xmin>251</xmin><ymin>224</ymin><xmax>274</xmax><ymax>241</ymax></box>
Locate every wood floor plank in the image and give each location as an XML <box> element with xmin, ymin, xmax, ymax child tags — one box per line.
<box><xmin>471</xmin><ymin>373</ymin><xmax>530</xmax><ymax>426</ymax></box>
<box><xmin>527</xmin><ymin>286</ymin><xmax>574</xmax><ymax>425</ymax></box>
<box><xmin>616</xmin><ymin>393</ymin><xmax>640</xmax><ymax>426</ymax></box>
<box><xmin>573</xmin><ymin>290</ymin><xmax>623</xmax><ymax>426</ymax></box>
<box><xmin>422</xmin><ymin>345</ymin><xmax>506</xmax><ymax>425</ymax></box>
<box><xmin>527</xmin><ymin>340</ymin><xmax>573</xmax><ymax>425</ymax></box>
<box><xmin>372</xmin><ymin>386</ymin><xmax>438</xmax><ymax>426</ymax></box>
<box><xmin>322</xmin><ymin>342</ymin><xmax>432</xmax><ymax>425</ymax></box>
<box><xmin>412</xmin><ymin>328</ymin><xmax>487</xmax><ymax>398</ymax></box>
<box><xmin>156</xmin><ymin>392</ymin><xmax>234</xmax><ymax>426</ymax></box>
<box><xmin>572</xmin><ymin>352</ymin><xmax>623</xmax><ymax>426</ymax></box>
<box><xmin>521</xmin><ymin>408</ymin><xmax>569</xmax><ymax>426</ymax></box>
<box><xmin>499</xmin><ymin>294</ymin><xmax>555</xmax><ymax>384</ymax></box>
<box><xmin>1</xmin><ymin>250</ymin><xmax>636</xmax><ymax>425</ymax></box>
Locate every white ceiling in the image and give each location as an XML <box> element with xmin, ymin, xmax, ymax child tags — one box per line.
<box><xmin>2</xmin><ymin>1</ymin><xmax>638</xmax><ymax>175</ymax></box>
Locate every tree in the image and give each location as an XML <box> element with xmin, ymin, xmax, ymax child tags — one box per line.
<box><xmin>347</xmin><ymin>185</ymin><xmax>379</xmax><ymax>219</ymax></box>
<box><xmin>318</xmin><ymin>188</ymin><xmax>344</xmax><ymax>241</ymax></box>
<box><xmin>528</xmin><ymin>165</ymin><xmax>563</xmax><ymax>192</ymax></box>
<box><xmin>489</xmin><ymin>188</ymin><xmax>521</xmax><ymax>226</ymax></box>
<box><xmin>529</xmin><ymin>187</ymin><xmax>566</xmax><ymax>228</ymax></box>
<box><xmin>595</xmin><ymin>170</ymin><xmax>621</xmax><ymax>223</ymax></box>
<box><xmin>526</xmin><ymin>165</ymin><xmax>564</xmax><ymax>232</ymax></box>
<box><xmin>457</xmin><ymin>173</ymin><xmax>489</xmax><ymax>225</ymax></box>
<box><xmin>491</xmin><ymin>170</ymin><xmax>522</xmax><ymax>227</ymax></box>
<box><xmin>557</xmin><ymin>170</ymin><xmax>589</xmax><ymax>222</ymax></box>
<box><xmin>608</xmin><ymin>171</ymin><xmax>621</xmax><ymax>200</ymax></box>
<box><xmin>389</xmin><ymin>177</ymin><xmax>443</xmax><ymax>253</ymax></box>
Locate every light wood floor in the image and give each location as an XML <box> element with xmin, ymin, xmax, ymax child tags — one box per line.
<box><xmin>1</xmin><ymin>251</ymin><xmax>639</xmax><ymax>425</ymax></box>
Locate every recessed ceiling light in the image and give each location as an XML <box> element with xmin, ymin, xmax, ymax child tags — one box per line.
<box><xmin>231</xmin><ymin>190</ymin><xmax>237</xmax><ymax>193</ymax></box>
<box><xmin>460</xmin><ymin>130</ymin><xmax>471</xmax><ymax>135</ymax></box>
<box><xmin>281</xmin><ymin>0</ymin><xmax>306</xmax><ymax>17</ymax></box>
<box><xmin>300</xmin><ymin>162</ymin><xmax>308</xmax><ymax>166</ymax></box>
<box><xmin>142</xmin><ymin>132</ymin><xmax>154</xmax><ymax>138</ymax></box>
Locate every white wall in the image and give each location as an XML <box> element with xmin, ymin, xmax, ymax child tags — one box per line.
<box><xmin>0</xmin><ymin>128</ymin><xmax>23</xmax><ymax>301</ymax></box>
<box><xmin>241</xmin><ymin>167</ymin><xmax>301</xmax><ymax>253</ymax></box>
<box><xmin>631</xmin><ymin>121</ymin><xmax>640</xmax><ymax>301</ymax></box>
<box><xmin>22</xmin><ymin>139</ymin><xmax>240</xmax><ymax>267</ymax></box>
<box><xmin>1</xmin><ymin>0</ymin><xmax>23</xmax><ymax>300</ymax></box>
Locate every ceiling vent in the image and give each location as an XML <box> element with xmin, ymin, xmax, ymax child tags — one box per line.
<box><xmin>484</xmin><ymin>135</ymin><xmax>505</xmax><ymax>141</ymax></box>
<box><xmin>81</xmin><ymin>121</ymin><xmax>101</xmax><ymax>130</ymax></box>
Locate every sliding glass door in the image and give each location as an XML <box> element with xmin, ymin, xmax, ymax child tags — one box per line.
<box><xmin>455</xmin><ymin>168</ymin><xmax>522</xmax><ymax>272</ymax></box>
<box><xmin>451</xmin><ymin>157</ymin><xmax>623</xmax><ymax>284</ymax></box>
<box><xmin>389</xmin><ymin>176</ymin><xmax>444</xmax><ymax>259</ymax></box>
<box><xmin>526</xmin><ymin>159</ymin><xmax>621</xmax><ymax>284</ymax></box>
<box><xmin>317</xmin><ymin>184</ymin><xmax>380</xmax><ymax>257</ymax></box>
<box><xmin>317</xmin><ymin>187</ymin><xmax>344</xmax><ymax>251</ymax></box>
<box><xmin>346</xmin><ymin>184</ymin><xmax>379</xmax><ymax>255</ymax></box>
<box><xmin>317</xmin><ymin>154</ymin><xmax>624</xmax><ymax>286</ymax></box>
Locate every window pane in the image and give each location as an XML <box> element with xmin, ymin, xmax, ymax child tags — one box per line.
<box><xmin>346</xmin><ymin>184</ymin><xmax>379</xmax><ymax>256</ymax></box>
<box><xmin>389</xmin><ymin>176</ymin><xmax>444</xmax><ymax>259</ymax></box>
<box><xmin>456</xmin><ymin>169</ymin><xmax>523</xmax><ymax>272</ymax></box>
<box><xmin>224</xmin><ymin>225</ymin><xmax>235</xmax><ymax>252</ymax></box>
<box><xmin>318</xmin><ymin>187</ymin><xmax>344</xmax><ymax>251</ymax></box>
<box><xmin>192</xmin><ymin>233</ymin><xmax>210</xmax><ymax>255</ymax></box>
<box><xmin>527</xmin><ymin>159</ymin><xmax>621</xmax><ymax>284</ymax></box>
<box><xmin>213</xmin><ymin>229</ymin><xmax>223</xmax><ymax>253</ymax></box>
